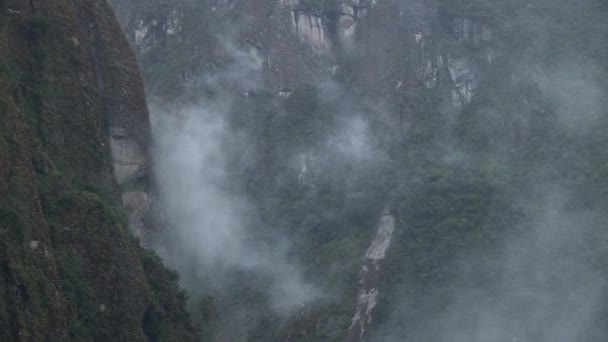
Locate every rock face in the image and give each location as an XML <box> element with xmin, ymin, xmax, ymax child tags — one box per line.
<box><xmin>107</xmin><ymin>1</ymin><xmax>488</xmax><ymax>338</ymax></box>
<box><xmin>108</xmin><ymin>0</ymin><xmax>608</xmax><ymax>342</ymax></box>
<box><xmin>0</xmin><ymin>0</ymin><xmax>197</xmax><ymax>340</ymax></box>
<box><xmin>348</xmin><ymin>211</ymin><xmax>395</xmax><ymax>342</ymax></box>
<box><xmin>108</xmin><ymin>0</ymin><xmax>482</xmax><ymax>128</ymax></box>
<box><xmin>291</xmin><ymin>10</ymin><xmax>332</xmax><ymax>54</ymax></box>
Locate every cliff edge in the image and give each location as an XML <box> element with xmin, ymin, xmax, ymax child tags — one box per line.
<box><xmin>0</xmin><ymin>0</ymin><xmax>198</xmax><ymax>340</ymax></box>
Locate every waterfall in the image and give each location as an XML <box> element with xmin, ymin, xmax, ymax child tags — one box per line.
<box><xmin>347</xmin><ymin>210</ymin><xmax>395</xmax><ymax>342</ymax></box>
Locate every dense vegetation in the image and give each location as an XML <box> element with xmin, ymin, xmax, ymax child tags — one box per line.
<box><xmin>0</xmin><ymin>2</ymin><xmax>198</xmax><ymax>340</ymax></box>
<box><xmin>113</xmin><ymin>0</ymin><xmax>608</xmax><ymax>340</ymax></box>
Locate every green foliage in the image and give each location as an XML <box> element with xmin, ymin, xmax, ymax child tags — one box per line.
<box><xmin>0</xmin><ymin>207</ymin><xmax>24</xmax><ymax>243</ymax></box>
<box><xmin>0</xmin><ymin>0</ymin><xmax>6</xmax><ymax>26</ymax></box>
<box><xmin>54</xmin><ymin>247</ymin><xmax>98</xmax><ymax>340</ymax></box>
<box><xmin>25</xmin><ymin>15</ymin><xmax>49</xmax><ymax>39</ymax></box>
<box><xmin>0</xmin><ymin>56</ymin><xmax>20</xmax><ymax>87</ymax></box>
<box><xmin>196</xmin><ymin>295</ymin><xmax>219</xmax><ymax>340</ymax></box>
<box><xmin>138</xmin><ymin>248</ymin><xmax>200</xmax><ymax>341</ymax></box>
<box><xmin>142</xmin><ymin>304</ymin><xmax>165</xmax><ymax>341</ymax></box>
<box><xmin>0</xmin><ymin>296</ymin><xmax>7</xmax><ymax>341</ymax></box>
<box><xmin>0</xmin><ymin>2</ymin><xmax>204</xmax><ymax>341</ymax></box>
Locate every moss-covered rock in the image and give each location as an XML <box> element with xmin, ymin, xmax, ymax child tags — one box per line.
<box><xmin>0</xmin><ymin>0</ymin><xmax>198</xmax><ymax>340</ymax></box>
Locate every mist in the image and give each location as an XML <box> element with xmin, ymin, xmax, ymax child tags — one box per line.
<box><xmin>368</xmin><ymin>1</ymin><xmax>608</xmax><ymax>341</ymax></box>
<box><xmin>145</xmin><ymin>29</ymin><xmax>389</xmax><ymax>339</ymax></box>
<box><xmin>370</xmin><ymin>187</ymin><xmax>608</xmax><ymax>342</ymax></box>
<box><xmin>144</xmin><ymin>35</ymin><xmax>330</xmax><ymax>340</ymax></box>
<box><xmin>105</xmin><ymin>0</ymin><xmax>608</xmax><ymax>340</ymax></box>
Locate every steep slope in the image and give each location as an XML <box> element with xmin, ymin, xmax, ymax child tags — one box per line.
<box><xmin>0</xmin><ymin>0</ymin><xmax>197</xmax><ymax>340</ymax></box>
<box><xmin>109</xmin><ymin>0</ymin><xmax>608</xmax><ymax>341</ymax></box>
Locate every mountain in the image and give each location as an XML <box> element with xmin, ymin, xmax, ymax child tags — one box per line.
<box><xmin>0</xmin><ymin>0</ymin><xmax>197</xmax><ymax>340</ymax></box>
<box><xmin>108</xmin><ymin>1</ymin><xmax>608</xmax><ymax>341</ymax></box>
<box><xmin>2</xmin><ymin>0</ymin><xmax>608</xmax><ymax>341</ymax></box>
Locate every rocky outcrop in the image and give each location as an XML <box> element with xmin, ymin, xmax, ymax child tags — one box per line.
<box><xmin>291</xmin><ymin>10</ymin><xmax>332</xmax><ymax>54</ymax></box>
<box><xmin>447</xmin><ymin>55</ymin><xmax>478</xmax><ymax>106</ymax></box>
<box><xmin>0</xmin><ymin>0</ymin><xmax>197</xmax><ymax>340</ymax></box>
<box><xmin>68</xmin><ymin>0</ymin><xmax>153</xmax><ymax>238</ymax></box>
<box><xmin>285</xmin><ymin>0</ymin><xmax>378</xmax><ymax>54</ymax></box>
<box><xmin>348</xmin><ymin>210</ymin><xmax>395</xmax><ymax>342</ymax></box>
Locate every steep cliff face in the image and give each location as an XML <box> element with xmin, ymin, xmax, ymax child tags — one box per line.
<box><xmin>0</xmin><ymin>0</ymin><xmax>197</xmax><ymax>340</ymax></box>
<box><xmin>109</xmin><ymin>0</ymin><xmax>608</xmax><ymax>341</ymax></box>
